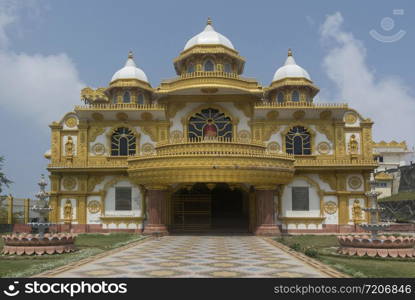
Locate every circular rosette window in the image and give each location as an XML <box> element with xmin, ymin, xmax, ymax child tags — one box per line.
<box><xmin>188</xmin><ymin>108</ymin><xmax>232</xmax><ymax>139</ymax></box>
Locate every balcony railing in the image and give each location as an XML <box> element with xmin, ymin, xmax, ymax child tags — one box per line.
<box><xmin>255</xmin><ymin>102</ymin><xmax>348</xmax><ymax>109</ymax></box>
<box><xmin>75</xmin><ymin>103</ymin><xmax>166</xmax><ymax>111</ymax></box>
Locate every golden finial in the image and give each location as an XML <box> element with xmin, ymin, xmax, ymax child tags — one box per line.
<box><xmin>128</xmin><ymin>51</ymin><xmax>133</xmax><ymax>59</ymax></box>
<box><xmin>207</xmin><ymin>17</ymin><xmax>212</xmax><ymax>25</ymax></box>
<box><xmin>288</xmin><ymin>48</ymin><xmax>293</xmax><ymax>56</ymax></box>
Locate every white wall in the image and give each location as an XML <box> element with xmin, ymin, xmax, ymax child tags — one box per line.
<box><xmin>281</xmin><ymin>177</ymin><xmax>321</xmax><ymax>218</ymax></box>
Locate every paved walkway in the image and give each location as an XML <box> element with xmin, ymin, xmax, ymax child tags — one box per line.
<box><xmin>51</xmin><ymin>235</ymin><xmax>327</xmax><ymax>278</ymax></box>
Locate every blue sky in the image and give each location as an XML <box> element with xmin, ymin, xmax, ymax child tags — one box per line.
<box><xmin>0</xmin><ymin>0</ymin><xmax>414</xmax><ymax>197</ymax></box>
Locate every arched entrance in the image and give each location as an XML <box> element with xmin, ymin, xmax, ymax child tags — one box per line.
<box><xmin>171</xmin><ymin>183</ymin><xmax>249</xmax><ymax>233</ymax></box>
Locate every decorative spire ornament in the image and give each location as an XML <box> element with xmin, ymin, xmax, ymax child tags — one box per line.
<box><xmin>288</xmin><ymin>48</ymin><xmax>293</xmax><ymax>56</ymax></box>
<box><xmin>207</xmin><ymin>17</ymin><xmax>212</xmax><ymax>26</ymax></box>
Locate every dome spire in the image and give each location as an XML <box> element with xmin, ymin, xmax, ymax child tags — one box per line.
<box><xmin>207</xmin><ymin>17</ymin><xmax>212</xmax><ymax>26</ymax></box>
<box><xmin>288</xmin><ymin>48</ymin><xmax>292</xmax><ymax>57</ymax></box>
<box><xmin>128</xmin><ymin>50</ymin><xmax>134</xmax><ymax>59</ymax></box>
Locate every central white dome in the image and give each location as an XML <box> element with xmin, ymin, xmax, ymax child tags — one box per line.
<box><xmin>111</xmin><ymin>52</ymin><xmax>149</xmax><ymax>83</ymax></box>
<box><xmin>272</xmin><ymin>49</ymin><xmax>311</xmax><ymax>82</ymax></box>
<box><xmin>184</xmin><ymin>18</ymin><xmax>234</xmax><ymax>50</ymax></box>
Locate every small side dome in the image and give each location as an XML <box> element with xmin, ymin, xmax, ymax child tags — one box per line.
<box><xmin>111</xmin><ymin>51</ymin><xmax>149</xmax><ymax>83</ymax></box>
<box><xmin>44</xmin><ymin>149</ymin><xmax>51</xmax><ymax>159</ymax></box>
<box><xmin>272</xmin><ymin>49</ymin><xmax>311</xmax><ymax>82</ymax></box>
<box><xmin>184</xmin><ymin>17</ymin><xmax>234</xmax><ymax>50</ymax></box>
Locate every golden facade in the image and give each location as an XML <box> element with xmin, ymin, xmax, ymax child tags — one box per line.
<box><xmin>46</xmin><ymin>19</ymin><xmax>377</xmax><ymax>234</ymax></box>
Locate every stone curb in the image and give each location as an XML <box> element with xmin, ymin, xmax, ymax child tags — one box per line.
<box><xmin>263</xmin><ymin>237</ymin><xmax>349</xmax><ymax>278</ymax></box>
<box><xmin>32</xmin><ymin>236</ymin><xmax>151</xmax><ymax>278</ymax></box>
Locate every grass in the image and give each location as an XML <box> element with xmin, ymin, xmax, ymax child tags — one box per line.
<box><xmin>0</xmin><ymin>232</ymin><xmax>145</xmax><ymax>278</ymax></box>
<box><xmin>276</xmin><ymin>235</ymin><xmax>415</xmax><ymax>278</ymax></box>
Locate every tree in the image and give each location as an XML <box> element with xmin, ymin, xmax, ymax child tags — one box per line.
<box><xmin>0</xmin><ymin>156</ymin><xmax>12</xmax><ymax>195</ymax></box>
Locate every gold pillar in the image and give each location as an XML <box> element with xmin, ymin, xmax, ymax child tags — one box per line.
<box><xmin>7</xmin><ymin>195</ymin><xmax>13</xmax><ymax>224</ymax></box>
<box><xmin>77</xmin><ymin>121</ymin><xmax>89</xmax><ymax>163</ymax></box>
<box><xmin>24</xmin><ymin>198</ymin><xmax>30</xmax><ymax>224</ymax></box>
<box><xmin>77</xmin><ymin>175</ymin><xmax>88</xmax><ymax>224</ymax></box>
<box><xmin>49</xmin><ymin>123</ymin><xmax>62</xmax><ymax>163</ymax></box>
<box><xmin>334</xmin><ymin>121</ymin><xmax>345</xmax><ymax>159</ymax></box>
<box><xmin>49</xmin><ymin>174</ymin><xmax>60</xmax><ymax>223</ymax></box>
<box><xmin>338</xmin><ymin>193</ymin><xmax>349</xmax><ymax>225</ymax></box>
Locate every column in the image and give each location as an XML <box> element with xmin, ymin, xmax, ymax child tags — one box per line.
<box><xmin>7</xmin><ymin>195</ymin><xmax>13</xmax><ymax>224</ymax></box>
<box><xmin>254</xmin><ymin>186</ymin><xmax>280</xmax><ymax>236</ymax></box>
<box><xmin>24</xmin><ymin>198</ymin><xmax>30</xmax><ymax>224</ymax></box>
<box><xmin>143</xmin><ymin>185</ymin><xmax>169</xmax><ymax>235</ymax></box>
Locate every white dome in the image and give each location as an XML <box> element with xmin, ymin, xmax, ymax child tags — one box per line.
<box><xmin>111</xmin><ymin>52</ymin><xmax>149</xmax><ymax>83</ymax></box>
<box><xmin>184</xmin><ymin>18</ymin><xmax>234</xmax><ymax>50</ymax></box>
<box><xmin>272</xmin><ymin>50</ymin><xmax>311</xmax><ymax>82</ymax></box>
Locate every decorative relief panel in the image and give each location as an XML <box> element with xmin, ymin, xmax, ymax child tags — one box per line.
<box><xmin>62</xmin><ymin>176</ymin><xmax>77</xmax><ymax>191</ymax></box>
<box><xmin>348</xmin><ymin>176</ymin><xmax>363</xmax><ymax>190</ymax></box>
<box><xmin>238</xmin><ymin>130</ymin><xmax>251</xmax><ymax>143</ymax></box>
<box><xmin>92</xmin><ymin>143</ymin><xmax>105</xmax><ymax>156</ymax></box>
<box><xmin>65</xmin><ymin>117</ymin><xmax>78</xmax><ymax>128</ymax></box>
<box><xmin>317</xmin><ymin>142</ymin><xmax>331</xmax><ymax>155</ymax></box>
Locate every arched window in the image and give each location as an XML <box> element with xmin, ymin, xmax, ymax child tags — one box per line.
<box><xmin>277</xmin><ymin>92</ymin><xmax>284</xmax><ymax>103</ymax></box>
<box><xmin>286</xmin><ymin>126</ymin><xmax>311</xmax><ymax>155</ymax></box>
<box><xmin>187</xmin><ymin>63</ymin><xmax>195</xmax><ymax>73</ymax></box>
<box><xmin>188</xmin><ymin>108</ymin><xmax>232</xmax><ymax>139</ymax></box>
<box><xmin>224</xmin><ymin>63</ymin><xmax>232</xmax><ymax>73</ymax></box>
<box><xmin>111</xmin><ymin>127</ymin><xmax>136</xmax><ymax>156</ymax></box>
<box><xmin>291</xmin><ymin>90</ymin><xmax>300</xmax><ymax>102</ymax></box>
<box><xmin>123</xmin><ymin>91</ymin><xmax>131</xmax><ymax>103</ymax></box>
<box><xmin>112</xmin><ymin>94</ymin><xmax>118</xmax><ymax>104</ymax></box>
<box><xmin>204</xmin><ymin>60</ymin><xmax>214</xmax><ymax>71</ymax></box>
<box><xmin>137</xmin><ymin>93</ymin><xmax>144</xmax><ymax>105</ymax></box>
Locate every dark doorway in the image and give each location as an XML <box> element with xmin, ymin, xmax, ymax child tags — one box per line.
<box><xmin>171</xmin><ymin>183</ymin><xmax>249</xmax><ymax>233</ymax></box>
<box><xmin>211</xmin><ymin>184</ymin><xmax>248</xmax><ymax>232</ymax></box>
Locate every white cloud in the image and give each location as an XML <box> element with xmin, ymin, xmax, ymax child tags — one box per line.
<box><xmin>320</xmin><ymin>12</ymin><xmax>415</xmax><ymax>146</ymax></box>
<box><xmin>0</xmin><ymin>1</ymin><xmax>84</xmax><ymax>128</ymax></box>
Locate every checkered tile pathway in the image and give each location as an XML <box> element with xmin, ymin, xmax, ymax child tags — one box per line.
<box><xmin>52</xmin><ymin>235</ymin><xmax>326</xmax><ymax>278</ymax></box>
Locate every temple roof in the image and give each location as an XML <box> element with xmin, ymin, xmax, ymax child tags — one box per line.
<box><xmin>184</xmin><ymin>17</ymin><xmax>234</xmax><ymax>50</ymax></box>
<box><xmin>272</xmin><ymin>49</ymin><xmax>311</xmax><ymax>82</ymax></box>
<box><xmin>111</xmin><ymin>51</ymin><xmax>149</xmax><ymax>83</ymax></box>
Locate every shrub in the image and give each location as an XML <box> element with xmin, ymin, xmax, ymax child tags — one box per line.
<box><xmin>289</xmin><ymin>242</ymin><xmax>301</xmax><ymax>251</ymax></box>
<box><xmin>304</xmin><ymin>247</ymin><xmax>318</xmax><ymax>258</ymax></box>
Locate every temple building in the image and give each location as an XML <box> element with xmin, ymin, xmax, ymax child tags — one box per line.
<box><xmin>45</xmin><ymin>19</ymin><xmax>378</xmax><ymax>235</ymax></box>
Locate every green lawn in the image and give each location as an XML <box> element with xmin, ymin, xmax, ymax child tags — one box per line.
<box><xmin>0</xmin><ymin>233</ymin><xmax>145</xmax><ymax>278</ymax></box>
<box><xmin>276</xmin><ymin>235</ymin><xmax>415</xmax><ymax>278</ymax></box>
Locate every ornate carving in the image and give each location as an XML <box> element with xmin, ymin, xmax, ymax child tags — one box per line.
<box><xmin>87</xmin><ymin>176</ymin><xmax>105</xmax><ymax>192</ymax></box>
<box><xmin>116</xmin><ymin>112</ymin><xmax>128</xmax><ymax>121</ymax></box>
<box><xmin>92</xmin><ymin>113</ymin><xmax>104</xmax><ymax>121</ymax></box>
<box><xmin>87</xmin><ymin>200</ymin><xmax>101</xmax><ymax>214</ymax></box>
<box><xmin>65</xmin><ymin>117</ymin><xmax>77</xmax><ymax>128</ymax></box>
<box><xmin>344</xmin><ymin>112</ymin><xmax>357</xmax><ymax>124</ymax></box>
<box><xmin>141</xmin><ymin>112</ymin><xmax>153</xmax><ymax>121</ymax></box>
<box><xmin>234</xmin><ymin>101</ymin><xmax>252</xmax><ymax>118</ymax></box>
<box><xmin>352</xmin><ymin>199</ymin><xmax>363</xmax><ymax>224</ymax></box>
<box><xmin>88</xmin><ymin>126</ymin><xmax>105</xmax><ymax>143</ymax></box>
<box><xmin>167</xmin><ymin>102</ymin><xmax>186</xmax><ymax>118</ymax></box>
<box><xmin>62</xmin><ymin>176</ymin><xmax>77</xmax><ymax>191</ymax></box>
<box><xmin>266</xmin><ymin>110</ymin><xmax>278</xmax><ymax>121</ymax></box>
<box><xmin>267</xmin><ymin>142</ymin><xmax>280</xmax><ymax>153</ymax></box>
<box><xmin>348</xmin><ymin>176</ymin><xmax>363</xmax><ymax>190</ymax></box>
<box><xmin>348</xmin><ymin>134</ymin><xmax>359</xmax><ymax>154</ymax></box>
<box><xmin>238</xmin><ymin>130</ymin><xmax>251</xmax><ymax>143</ymax></box>
<box><xmin>141</xmin><ymin>125</ymin><xmax>158</xmax><ymax>141</ymax></box>
<box><xmin>65</xmin><ymin>136</ymin><xmax>74</xmax><ymax>157</ymax></box>
<box><xmin>263</xmin><ymin>124</ymin><xmax>280</xmax><ymax>141</ymax></box>
<box><xmin>170</xmin><ymin>130</ymin><xmax>183</xmax><ymax>143</ymax></box>
<box><xmin>317</xmin><ymin>142</ymin><xmax>331</xmax><ymax>154</ymax></box>
<box><xmin>92</xmin><ymin>143</ymin><xmax>105</xmax><ymax>156</ymax></box>
<box><xmin>320</xmin><ymin>110</ymin><xmax>332</xmax><ymax>120</ymax></box>
<box><xmin>142</xmin><ymin>143</ymin><xmax>155</xmax><ymax>155</ymax></box>
<box><xmin>293</xmin><ymin>110</ymin><xmax>305</xmax><ymax>120</ymax></box>
<box><xmin>64</xmin><ymin>200</ymin><xmax>73</xmax><ymax>224</ymax></box>
<box><xmin>323</xmin><ymin>201</ymin><xmax>337</xmax><ymax>214</ymax></box>
<box><xmin>319</xmin><ymin>173</ymin><xmax>337</xmax><ymax>191</ymax></box>
<box><xmin>316</xmin><ymin>123</ymin><xmax>334</xmax><ymax>143</ymax></box>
